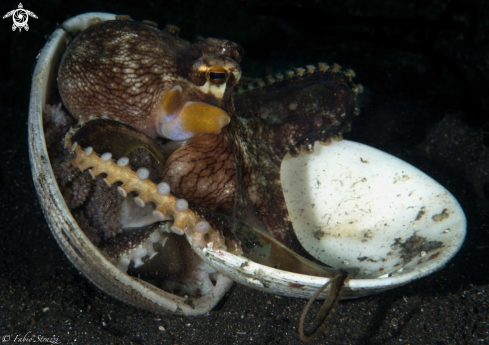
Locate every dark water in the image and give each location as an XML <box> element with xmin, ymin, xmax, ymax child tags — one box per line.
<box><xmin>1</xmin><ymin>1</ymin><xmax>488</xmax><ymax>344</ymax></box>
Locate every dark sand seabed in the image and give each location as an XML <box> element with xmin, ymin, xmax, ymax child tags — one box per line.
<box><xmin>1</xmin><ymin>0</ymin><xmax>488</xmax><ymax>344</ymax></box>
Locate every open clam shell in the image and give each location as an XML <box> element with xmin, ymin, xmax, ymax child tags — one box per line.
<box><xmin>197</xmin><ymin>140</ymin><xmax>466</xmax><ymax>299</ymax></box>
<box><xmin>28</xmin><ymin>12</ymin><xmax>233</xmax><ymax>316</ymax></box>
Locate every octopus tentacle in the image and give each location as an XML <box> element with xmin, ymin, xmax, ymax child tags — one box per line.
<box><xmin>222</xmin><ymin>63</ymin><xmax>360</xmax><ymax>255</ymax></box>
<box><xmin>101</xmin><ymin>225</ymin><xmax>170</xmax><ymax>273</ymax></box>
<box><xmin>229</xmin><ymin>119</ymin><xmax>306</xmax><ymax>254</ymax></box>
<box><xmin>162</xmin><ymin>133</ymin><xmax>236</xmax><ymax>214</ymax></box>
<box><xmin>233</xmin><ymin>63</ymin><xmax>360</xmax><ymax>156</ymax></box>
<box><xmin>66</xmin><ymin>138</ymin><xmax>226</xmax><ymax>251</ymax></box>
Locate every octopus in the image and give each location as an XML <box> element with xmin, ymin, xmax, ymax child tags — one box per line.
<box><xmin>46</xmin><ymin>18</ymin><xmax>360</xmax><ymax>340</ymax></box>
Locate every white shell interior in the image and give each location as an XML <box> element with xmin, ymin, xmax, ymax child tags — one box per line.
<box><xmin>198</xmin><ymin>140</ymin><xmax>466</xmax><ymax>299</ymax></box>
<box><xmin>282</xmin><ymin>140</ymin><xmax>466</xmax><ymax>279</ymax></box>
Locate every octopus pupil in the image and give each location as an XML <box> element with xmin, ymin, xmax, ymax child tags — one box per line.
<box><xmin>209</xmin><ymin>72</ymin><xmax>226</xmax><ymax>81</ymax></box>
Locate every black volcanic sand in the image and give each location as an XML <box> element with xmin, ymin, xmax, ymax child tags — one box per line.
<box><xmin>1</xmin><ymin>1</ymin><xmax>488</xmax><ymax>344</ymax></box>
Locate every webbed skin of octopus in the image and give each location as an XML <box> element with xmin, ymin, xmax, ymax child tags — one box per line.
<box><xmin>58</xmin><ymin>19</ymin><xmax>358</xmax><ymax>256</ymax></box>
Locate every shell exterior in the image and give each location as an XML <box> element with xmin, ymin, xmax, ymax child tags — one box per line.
<box><xmin>28</xmin><ymin>12</ymin><xmax>233</xmax><ymax>316</ymax></box>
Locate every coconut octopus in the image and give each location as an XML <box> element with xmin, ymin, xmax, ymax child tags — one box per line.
<box><xmin>45</xmin><ymin>18</ymin><xmax>361</xmax><ymax>340</ymax></box>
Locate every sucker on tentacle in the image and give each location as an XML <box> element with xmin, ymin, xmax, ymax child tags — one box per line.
<box><xmin>65</xmin><ymin>135</ymin><xmax>226</xmax><ymax>251</ymax></box>
<box><xmin>232</xmin><ymin>62</ymin><xmax>361</xmax><ymax>156</ymax></box>
<box><xmin>103</xmin><ymin>225</ymin><xmax>169</xmax><ymax>272</ymax></box>
<box><xmin>235</xmin><ymin>62</ymin><xmax>360</xmax><ymax>92</ymax></box>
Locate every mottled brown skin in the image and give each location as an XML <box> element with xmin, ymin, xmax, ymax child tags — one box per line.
<box><xmin>162</xmin><ymin>133</ymin><xmax>236</xmax><ymax>213</ymax></box>
<box><xmin>229</xmin><ymin>71</ymin><xmax>357</xmax><ymax>250</ymax></box>
<box><xmin>59</xmin><ymin>19</ymin><xmax>359</xmax><ymax>258</ymax></box>
<box><xmin>58</xmin><ymin>20</ymin><xmax>242</xmax><ymax>139</ymax></box>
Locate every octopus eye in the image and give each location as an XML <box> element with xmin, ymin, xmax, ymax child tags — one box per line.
<box><xmin>209</xmin><ymin>71</ymin><xmax>226</xmax><ymax>80</ymax></box>
<box><xmin>207</xmin><ymin>66</ymin><xmax>228</xmax><ymax>85</ymax></box>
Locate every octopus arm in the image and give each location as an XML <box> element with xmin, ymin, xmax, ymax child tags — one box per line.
<box><xmin>225</xmin><ymin>67</ymin><xmax>359</xmax><ymax>257</ymax></box>
<box><xmin>233</xmin><ymin>68</ymin><xmax>359</xmax><ymax>156</ymax></box>
<box><xmin>225</xmin><ymin>117</ymin><xmax>314</xmax><ymax>259</ymax></box>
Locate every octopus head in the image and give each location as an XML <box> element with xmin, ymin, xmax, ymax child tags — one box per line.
<box><xmin>156</xmin><ymin>37</ymin><xmax>242</xmax><ymax>140</ymax></box>
<box><xmin>58</xmin><ymin>20</ymin><xmax>243</xmax><ymax>140</ymax></box>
